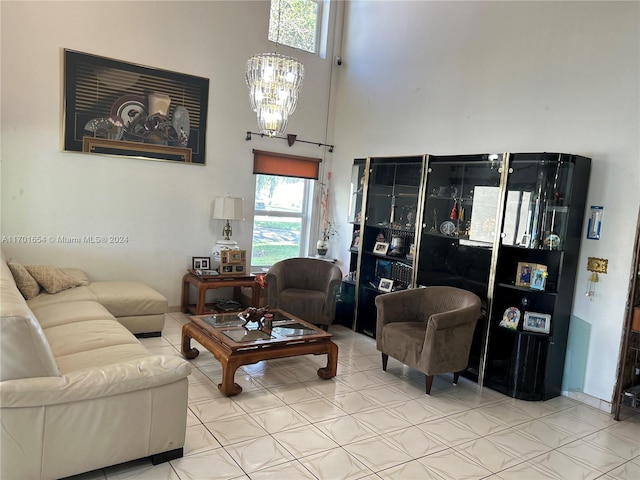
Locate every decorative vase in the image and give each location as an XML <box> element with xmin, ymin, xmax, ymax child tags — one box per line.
<box><xmin>316</xmin><ymin>240</ymin><xmax>328</xmax><ymax>256</ymax></box>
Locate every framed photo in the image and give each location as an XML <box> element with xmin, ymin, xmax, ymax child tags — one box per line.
<box><xmin>352</xmin><ymin>230</ymin><xmax>360</xmax><ymax>250</ymax></box>
<box><xmin>373</xmin><ymin>241</ymin><xmax>390</xmax><ymax>255</ymax></box>
<box><xmin>530</xmin><ymin>268</ymin><xmax>548</xmax><ymax>291</ymax></box>
<box><xmin>378</xmin><ymin>278</ymin><xmax>394</xmax><ymax>292</ymax></box>
<box><xmin>375</xmin><ymin>259</ymin><xmax>392</xmax><ymax>281</ymax></box>
<box><xmin>192</xmin><ymin>257</ymin><xmax>210</xmax><ymax>270</ymax></box>
<box><xmin>523</xmin><ymin>311</ymin><xmax>551</xmax><ymax>334</ymax></box>
<box><xmin>222</xmin><ymin>250</ymin><xmax>245</xmax><ymax>264</ymax></box>
<box><xmin>499</xmin><ymin>307</ymin><xmax>521</xmax><ymax>330</ymax></box>
<box><xmin>515</xmin><ymin>262</ymin><xmax>533</xmax><ymax>286</ymax></box>
<box><xmin>219</xmin><ymin>250</ymin><xmax>246</xmax><ymax>276</ymax></box>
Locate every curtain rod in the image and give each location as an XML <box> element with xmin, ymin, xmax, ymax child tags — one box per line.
<box><xmin>245</xmin><ymin>131</ymin><xmax>334</xmax><ymax>152</ymax></box>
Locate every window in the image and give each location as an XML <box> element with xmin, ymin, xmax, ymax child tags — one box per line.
<box><xmin>269</xmin><ymin>0</ymin><xmax>321</xmax><ymax>54</ymax></box>
<box><xmin>252</xmin><ymin>174</ymin><xmax>312</xmax><ymax>269</ymax></box>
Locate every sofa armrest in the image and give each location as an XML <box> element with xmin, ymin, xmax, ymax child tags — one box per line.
<box><xmin>0</xmin><ymin>355</ymin><xmax>191</xmax><ymax>408</ymax></box>
<box><xmin>266</xmin><ymin>262</ymin><xmax>286</xmax><ymax>307</ymax></box>
<box><xmin>428</xmin><ymin>305</ymin><xmax>480</xmax><ymax>331</ymax></box>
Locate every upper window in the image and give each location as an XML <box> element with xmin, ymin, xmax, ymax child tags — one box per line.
<box><xmin>269</xmin><ymin>0</ymin><xmax>321</xmax><ymax>54</ymax></box>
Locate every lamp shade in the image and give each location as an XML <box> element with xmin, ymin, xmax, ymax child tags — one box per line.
<box><xmin>212</xmin><ymin>197</ymin><xmax>244</xmax><ymax>221</ymax></box>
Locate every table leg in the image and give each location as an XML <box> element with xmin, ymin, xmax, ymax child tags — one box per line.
<box><xmin>181</xmin><ymin>276</ymin><xmax>190</xmax><ymax>313</ymax></box>
<box><xmin>181</xmin><ymin>324</ymin><xmax>200</xmax><ymax>359</ymax></box>
<box><xmin>218</xmin><ymin>357</ymin><xmax>243</xmax><ymax>396</ymax></box>
<box><xmin>251</xmin><ymin>283</ymin><xmax>261</xmax><ymax>307</ymax></box>
<box><xmin>317</xmin><ymin>342</ymin><xmax>339</xmax><ymax>379</ymax></box>
<box><xmin>195</xmin><ymin>284</ymin><xmax>207</xmax><ymax>315</ymax></box>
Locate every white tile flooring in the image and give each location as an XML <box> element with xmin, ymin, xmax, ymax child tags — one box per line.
<box><xmin>69</xmin><ymin>312</ymin><xmax>640</xmax><ymax>480</ymax></box>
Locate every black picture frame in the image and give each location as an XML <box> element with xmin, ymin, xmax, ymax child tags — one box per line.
<box><xmin>63</xmin><ymin>49</ymin><xmax>209</xmax><ymax>165</ymax></box>
<box><xmin>192</xmin><ymin>257</ymin><xmax>210</xmax><ymax>270</ymax></box>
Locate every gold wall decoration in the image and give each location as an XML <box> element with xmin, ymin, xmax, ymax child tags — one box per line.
<box><xmin>587</xmin><ymin>257</ymin><xmax>608</xmax><ymax>274</ymax></box>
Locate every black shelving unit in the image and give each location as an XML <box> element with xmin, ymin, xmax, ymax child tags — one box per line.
<box><xmin>347</xmin><ymin>156</ymin><xmax>425</xmax><ymax>338</ymax></box>
<box><xmin>344</xmin><ymin>152</ymin><xmax>591</xmax><ymax>400</ymax></box>
<box><xmin>417</xmin><ymin>153</ymin><xmax>506</xmax><ymax>381</ymax></box>
<box><xmin>484</xmin><ymin>153</ymin><xmax>591</xmax><ymax>400</ymax></box>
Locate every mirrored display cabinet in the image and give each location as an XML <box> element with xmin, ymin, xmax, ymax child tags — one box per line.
<box><xmin>417</xmin><ymin>153</ymin><xmax>507</xmax><ymax>382</ymax></box>
<box><xmin>343</xmin><ymin>152</ymin><xmax>591</xmax><ymax>400</ymax></box>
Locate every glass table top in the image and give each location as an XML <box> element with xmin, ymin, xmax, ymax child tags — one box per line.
<box><xmin>195</xmin><ymin>311</ymin><xmax>322</xmax><ymax>344</ymax></box>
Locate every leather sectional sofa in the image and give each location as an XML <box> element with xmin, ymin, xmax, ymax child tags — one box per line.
<box><xmin>0</xmin><ymin>250</ymin><xmax>191</xmax><ymax>479</ymax></box>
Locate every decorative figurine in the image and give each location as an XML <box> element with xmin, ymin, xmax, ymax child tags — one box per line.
<box><xmin>239</xmin><ymin>306</ymin><xmax>270</xmax><ymax>329</ymax></box>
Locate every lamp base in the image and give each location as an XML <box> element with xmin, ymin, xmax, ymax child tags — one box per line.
<box><xmin>212</xmin><ymin>239</ymin><xmax>239</xmax><ymax>268</ymax></box>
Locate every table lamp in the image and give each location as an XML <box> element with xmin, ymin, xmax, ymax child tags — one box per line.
<box><xmin>211</xmin><ymin>196</ymin><xmax>244</xmax><ymax>266</ymax></box>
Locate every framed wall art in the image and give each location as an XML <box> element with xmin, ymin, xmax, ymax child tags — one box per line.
<box><xmin>63</xmin><ymin>49</ymin><xmax>209</xmax><ymax>165</ymax></box>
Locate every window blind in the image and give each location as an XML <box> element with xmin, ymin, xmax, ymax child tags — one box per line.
<box><xmin>252</xmin><ymin>149</ymin><xmax>322</xmax><ymax>180</ymax></box>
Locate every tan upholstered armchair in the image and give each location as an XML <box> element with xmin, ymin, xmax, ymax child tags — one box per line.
<box><xmin>267</xmin><ymin>258</ymin><xmax>342</xmax><ymax>329</ymax></box>
<box><xmin>375</xmin><ymin>286</ymin><xmax>482</xmax><ymax>394</ymax></box>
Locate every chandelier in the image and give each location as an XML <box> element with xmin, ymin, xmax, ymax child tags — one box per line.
<box><xmin>245</xmin><ymin>5</ymin><xmax>304</xmax><ymax>136</ymax></box>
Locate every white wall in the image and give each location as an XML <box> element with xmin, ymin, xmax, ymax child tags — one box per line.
<box><xmin>1</xmin><ymin>1</ymin><xmax>336</xmax><ymax>305</ymax></box>
<box><xmin>330</xmin><ymin>0</ymin><xmax>639</xmax><ymax>404</ymax></box>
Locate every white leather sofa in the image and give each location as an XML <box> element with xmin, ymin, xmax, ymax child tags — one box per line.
<box><xmin>0</xmin><ymin>251</ymin><xmax>191</xmax><ymax>479</ymax></box>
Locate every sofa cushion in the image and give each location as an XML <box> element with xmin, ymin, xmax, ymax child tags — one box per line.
<box><xmin>7</xmin><ymin>260</ymin><xmax>40</xmax><ymax>300</ymax></box>
<box><xmin>25</xmin><ymin>265</ymin><xmax>82</xmax><ymax>294</ymax></box>
<box><xmin>54</xmin><ymin>343</ymin><xmax>154</xmax><ymax>374</ymax></box>
<box><xmin>60</xmin><ymin>267</ymin><xmax>91</xmax><ymax>286</ymax></box>
<box><xmin>44</xmin><ymin>319</ymin><xmax>140</xmax><ymax>357</ymax></box>
<box><xmin>27</xmin><ymin>286</ymin><xmax>98</xmax><ymax>309</ymax></box>
<box><xmin>88</xmin><ymin>282</ymin><xmax>168</xmax><ymax>317</ymax></box>
<box><xmin>32</xmin><ymin>301</ymin><xmax>115</xmax><ymax>329</ymax></box>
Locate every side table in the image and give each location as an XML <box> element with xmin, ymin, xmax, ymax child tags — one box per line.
<box><xmin>181</xmin><ymin>271</ymin><xmax>261</xmax><ymax>315</ymax></box>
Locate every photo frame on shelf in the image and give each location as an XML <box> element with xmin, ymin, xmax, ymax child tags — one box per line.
<box><xmin>523</xmin><ymin>311</ymin><xmax>551</xmax><ymax>334</ymax></box>
<box><xmin>378</xmin><ymin>278</ymin><xmax>394</xmax><ymax>292</ymax></box>
<box><xmin>373</xmin><ymin>241</ymin><xmax>390</xmax><ymax>255</ymax></box>
<box><xmin>352</xmin><ymin>230</ymin><xmax>360</xmax><ymax>250</ymax></box>
<box><xmin>515</xmin><ymin>262</ymin><xmax>533</xmax><ymax>286</ymax></box>
<box><xmin>192</xmin><ymin>257</ymin><xmax>210</xmax><ymax>270</ymax></box>
<box><xmin>219</xmin><ymin>250</ymin><xmax>246</xmax><ymax>276</ymax></box>
<box><xmin>530</xmin><ymin>267</ymin><xmax>548</xmax><ymax>291</ymax></box>
<box><xmin>499</xmin><ymin>307</ymin><xmax>521</xmax><ymax>330</ymax></box>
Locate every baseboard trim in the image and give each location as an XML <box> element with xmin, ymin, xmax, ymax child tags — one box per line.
<box><xmin>564</xmin><ymin>390</ymin><xmax>612</xmax><ymax>413</ymax></box>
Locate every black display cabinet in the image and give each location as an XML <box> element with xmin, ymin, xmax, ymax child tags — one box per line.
<box><xmin>347</xmin><ymin>156</ymin><xmax>425</xmax><ymax>338</ymax></box>
<box><xmin>344</xmin><ymin>152</ymin><xmax>590</xmax><ymax>400</ymax></box>
<box><xmin>484</xmin><ymin>153</ymin><xmax>591</xmax><ymax>400</ymax></box>
<box><xmin>416</xmin><ymin>153</ymin><xmax>507</xmax><ymax>381</ymax></box>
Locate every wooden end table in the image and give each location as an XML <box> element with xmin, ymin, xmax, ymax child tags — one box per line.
<box><xmin>182</xmin><ymin>309</ymin><xmax>338</xmax><ymax>396</ymax></box>
<box><xmin>181</xmin><ymin>271</ymin><xmax>261</xmax><ymax>315</ymax></box>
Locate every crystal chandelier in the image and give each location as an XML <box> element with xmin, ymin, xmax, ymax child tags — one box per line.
<box><xmin>245</xmin><ymin>5</ymin><xmax>304</xmax><ymax>136</ymax></box>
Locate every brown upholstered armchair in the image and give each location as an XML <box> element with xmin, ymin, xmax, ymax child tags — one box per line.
<box><xmin>266</xmin><ymin>258</ymin><xmax>342</xmax><ymax>329</ymax></box>
<box><xmin>375</xmin><ymin>286</ymin><xmax>482</xmax><ymax>394</ymax></box>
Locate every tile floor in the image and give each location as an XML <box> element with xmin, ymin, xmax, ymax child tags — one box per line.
<box><xmin>69</xmin><ymin>312</ymin><xmax>640</xmax><ymax>480</ymax></box>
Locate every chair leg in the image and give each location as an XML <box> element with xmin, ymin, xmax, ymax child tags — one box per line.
<box><xmin>425</xmin><ymin>375</ymin><xmax>434</xmax><ymax>394</ymax></box>
<box><xmin>381</xmin><ymin>353</ymin><xmax>389</xmax><ymax>371</ymax></box>
<box><xmin>453</xmin><ymin>371</ymin><xmax>461</xmax><ymax>385</ymax></box>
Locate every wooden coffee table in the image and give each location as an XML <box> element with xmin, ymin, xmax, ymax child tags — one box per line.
<box><xmin>181</xmin><ymin>309</ymin><xmax>338</xmax><ymax>396</ymax></box>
